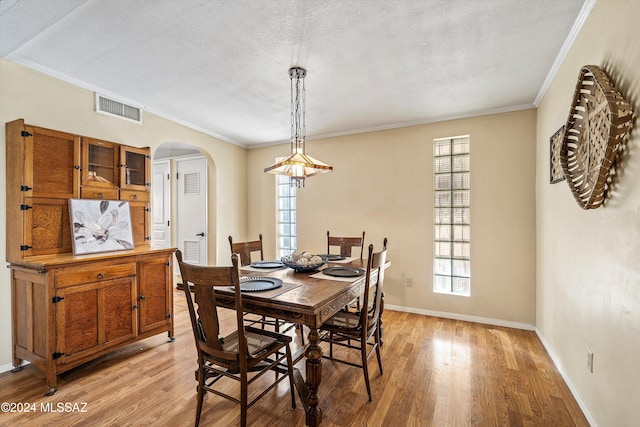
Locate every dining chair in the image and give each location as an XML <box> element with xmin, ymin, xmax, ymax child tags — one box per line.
<box><xmin>228</xmin><ymin>234</ymin><xmax>264</xmax><ymax>267</ymax></box>
<box><xmin>228</xmin><ymin>234</ymin><xmax>302</xmax><ymax>340</ymax></box>
<box><xmin>327</xmin><ymin>230</ymin><xmax>366</xmax><ymax>258</ymax></box>
<box><xmin>328</xmin><ymin>230</ymin><xmax>366</xmax><ymax>311</ymax></box>
<box><xmin>319</xmin><ymin>240</ymin><xmax>388</xmax><ymax>401</ymax></box>
<box><xmin>176</xmin><ymin>250</ymin><xmax>296</xmax><ymax>427</ymax></box>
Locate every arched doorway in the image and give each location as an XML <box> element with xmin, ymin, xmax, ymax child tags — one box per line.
<box><xmin>152</xmin><ymin>141</ymin><xmax>214</xmax><ymax>267</ymax></box>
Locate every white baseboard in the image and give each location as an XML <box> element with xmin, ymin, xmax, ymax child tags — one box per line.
<box><xmin>0</xmin><ymin>360</ymin><xmax>29</xmax><ymax>375</ymax></box>
<box><xmin>535</xmin><ymin>329</ymin><xmax>597</xmax><ymax>427</ymax></box>
<box><xmin>384</xmin><ymin>304</ymin><xmax>536</xmax><ymax>330</ymax></box>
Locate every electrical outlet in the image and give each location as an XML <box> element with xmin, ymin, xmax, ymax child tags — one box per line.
<box><xmin>587</xmin><ymin>349</ymin><xmax>594</xmax><ymax>373</ymax></box>
<box><xmin>405</xmin><ymin>277</ymin><xmax>413</xmax><ymax>287</ymax></box>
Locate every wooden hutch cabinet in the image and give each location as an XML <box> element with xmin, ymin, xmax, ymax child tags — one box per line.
<box><xmin>5</xmin><ymin>119</ymin><xmax>174</xmax><ymax>395</ymax></box>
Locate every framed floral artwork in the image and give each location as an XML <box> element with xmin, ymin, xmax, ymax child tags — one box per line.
<box><xmin>550</xmin><ymin>125</ymin><xmax>565</xmax><ymax>184</ymax></box>
<box><xmin>69</xmin><ymin>199</ymin><xmax>134</xmax><ymax>255</ymax></box>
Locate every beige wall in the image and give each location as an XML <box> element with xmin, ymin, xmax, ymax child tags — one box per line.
<box><xmin>536</xmin><ymin>0</ymin><xmax>640</xmax><ymax>425</ymax></box>
<box><xmin>248</xmin><ymin>109</ymin><xmax>537</xmax><ymax>327</ymax></box>
<box><xmin>0</xmin><ymin>60</ymin><xmax>248</xmax><ymax>367</ymax></box>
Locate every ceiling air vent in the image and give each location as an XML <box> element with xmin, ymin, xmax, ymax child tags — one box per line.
<box><xmin>95</xmin><ymin>94</ymin><xmax>143</xmax><ymax>123</ymax></box>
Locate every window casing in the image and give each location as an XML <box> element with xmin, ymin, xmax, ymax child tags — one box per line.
<box><xmin>433</xmin><ymin>136</ymin><xmax>470</xmax><ymax>296</ymax></box>
<box><xmin>277</xmin><ymin>174</ymin><xmax>297</xmax><ymax>257</ymax></box>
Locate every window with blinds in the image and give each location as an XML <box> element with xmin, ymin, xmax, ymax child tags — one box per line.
<box><xmin>277</xmin><ymin>173</ymin><xmax>297</xmax><ymax>257</ymax></box>
<box><xmin>433</xmin><ymin>136</ymin><xmax>471</xmax><ymax>296</ymax></box>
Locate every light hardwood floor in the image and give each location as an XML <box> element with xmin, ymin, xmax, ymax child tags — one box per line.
<box><xmin>0</xmin><ymin>290</ymin><xmax>589</xmax><ymax>426</ymax></box>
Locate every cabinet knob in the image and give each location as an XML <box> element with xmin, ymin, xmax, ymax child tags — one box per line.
<box><xmin>132</xmin><ymin>194</ymin><xmax>137</xmax><ymax>200</ymax></box>
<box><xmin>98</xmin><ymin>192</ymin><xmax>103</xmax><ymax>198</ymax></box>
<box><xmin>139</xmin><ymin>294</ymin><xmax>146</xmax><ymax>300</ymax></box>
<box><xmin>132</xmin><ymin>304</ymin><xmax>139</xmax><ymax>311</ymax></box>
<box><xmin>97</xmin><ymin>273</ymin><xmax>104</xmax><ymax>279</ymax></box>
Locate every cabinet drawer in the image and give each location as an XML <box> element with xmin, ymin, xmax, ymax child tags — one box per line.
<box><xmin>81</xmin><ymin>187</ymin><xmax>119</xmax><ymax>200</ymax></box>
<box><xmin>120</xmin><ymin>189</ymin><xmax>149</xmax><ymax>202</ymax></box>
<box><xmin>56</xmin><ymin>263</ymin><xmax>137</xmax><ymax>288</ymax></box>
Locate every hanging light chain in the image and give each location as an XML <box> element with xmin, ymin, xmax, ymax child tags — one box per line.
<box><xmin>264</xmin><ymin>66</ymin><xmax>331</xmax><ymax>187</ymax></box>
<box><xmin>290</xmin><ymin>67</ymin><xmax>306</xmax><ymax>154</ymax></box>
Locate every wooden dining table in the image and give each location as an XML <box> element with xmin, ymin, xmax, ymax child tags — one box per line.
<box><xmin>214</xmin><ymin>257</ymin><xmax>390</xmax><ymax>427</ymax></box>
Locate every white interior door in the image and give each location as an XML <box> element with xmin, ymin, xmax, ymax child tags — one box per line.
<box><xmin>151</xmin><ymin>160</ymin><xmax>171</xmax><ymax>249</ymax></box>
<box><xmin>176</xmin><ymin>156</ymin><xmax>207</xmax><ymax>266</ymax></box>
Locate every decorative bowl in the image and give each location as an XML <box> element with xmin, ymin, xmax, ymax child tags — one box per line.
<box><xmin>281</xmin><ymin>255</ymin><xmax>326</xmax><ymax>272</ymax></box>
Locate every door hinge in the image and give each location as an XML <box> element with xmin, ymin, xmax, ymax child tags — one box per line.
<box><xmin>166</xmin><ymin>173</ymin><xmax>170</xmax><ymax>180</ymax></box>
<box><xmin>145</xmin><ymin>207</ymin><xmax>151</xmax><ymax>212</ymax></box>
<box><xmin>20</xmin><ymin>245</ymin><xmax>32</xmax><ymax>251</ymax></box>
<box><xmin>176</xmin><ymin>172</ymin><xmax>179</xmax><ymax>179</ymax></box>
<box><xmin>52</xmin><ymin>296</ymin><xmax>64</xmax><ymax>303</ymax></box>
<box><xmin>20</xmin><ymin>204</ymin><xmax>33</xmax><ymax>210</ymax></box>
<box><xmin>167</xmin><ymin>220</ymin><xmax>170</xmax><ymax>226</ymax></box>
<box><xmin>21</xmin><ymin>130</ymin><xmax>32</xmax><ymax>137</ymax></box>
<box><xmin>166</xmin><ymin>313</ymin><xmax>172</xmax><ymax>319</ymax></box>
<box><xmin>52</xmin><ymin>352</ymin><xmax>64</xmax><ymax>359</ymax></box>
<box><xmin>145</xmin><ymin>236</ymin><xmax>151</xmax><ymax>241</ymax></box>
<box><xmin>20</xmin><ymin>185</ymin><xmax>32</xmax><ymax>192</ymax></box>
<box><xmin>145</xmin><ymin>154</ymin><xmax>151</xmax><ymax>160</ymax></box>
<box><xmin>146</xmin><ymin>182</ymin><xmax>151</xmax><ymax>187</ymax></box>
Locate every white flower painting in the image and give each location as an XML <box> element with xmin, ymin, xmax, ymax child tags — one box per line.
<box><xmin>69</xmin><ymin>199</ymin><xmax>134</xmax><ymax>255</ymax></box>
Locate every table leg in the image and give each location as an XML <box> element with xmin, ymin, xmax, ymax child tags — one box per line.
<box><xmin>293</xmin><ymin>327</ymin><xmax>323</xmax><ymax>426</ymax></box>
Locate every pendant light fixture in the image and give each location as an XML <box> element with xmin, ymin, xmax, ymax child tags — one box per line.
<box><xmin>264</xmin><ymin>67</ymin><xmax>332</xmax><ymax>187</ymax></box>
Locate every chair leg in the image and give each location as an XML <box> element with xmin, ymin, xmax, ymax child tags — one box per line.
<box><xmin>286</xmin><ymin>345</ymin><xmax>297</xmax><ymax>409</ymax></box>
<box><xmin>361</xmin><ymin>339</ymin><xmax>372</xmax><ymax>401</ymax></box>
<box><xmin>298</xmin><ymin>324</ymin><xmax>305</xmax><ymax>346</ymax></box>
<box><xmin>374</xmin><ymin>329</ymin><xmax>383</xmax><ymax>375</ymax></box>
<box><xmin>329</xmin><ymin>332</ymin><xmax>334</xmax><ymax>359</ymax></box>
<box><xmin>240</xmin><ymin>371</ymin><xmax>248</xmax><ymax>427</ymax></box>
<box><xmin>195</xmin><ymin>365</ymin><xmax>205</xmax><ymax>427</ymax></box>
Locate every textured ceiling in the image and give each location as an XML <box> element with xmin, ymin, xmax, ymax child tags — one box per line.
<box><xmin>0</xmin><ymin>0</ymin><xmax>590</xmax><ymax>147</ymax></box>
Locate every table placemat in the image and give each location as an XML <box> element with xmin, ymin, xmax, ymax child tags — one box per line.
<box><xmin>240</xmin><ymin>264</ymin><xmax>286</xmax><ymax>273</ymax></box>
<box><xmin>328</xmin><ymin>256</ymin><xmax>357</xmax><ymax>264</ymax></box>
<box><xmin>310</xmin><ymin>270</ymin><xmax>360</xmax><ymax>282</ymax></box>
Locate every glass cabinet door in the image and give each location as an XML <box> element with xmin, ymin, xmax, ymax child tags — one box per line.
<box><xmin>120</xmin><ymin>146</ymin><xmax>150</xmax><ymax>191</ymax></box>
<box><xmin>82</xmin><ymin>138</ymin><xmax>118</xmax><ymax>188</ymax></box>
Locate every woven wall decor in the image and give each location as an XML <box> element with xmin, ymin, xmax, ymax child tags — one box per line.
<box><xmin>550</xmin><ymin>125</ymin><xmax>565</xmax><ymax>183</ymax></box>
<box><xmin>560</xmin><ymin>65</ymin><xmax>633</xmax><ymax>209</ymax></box>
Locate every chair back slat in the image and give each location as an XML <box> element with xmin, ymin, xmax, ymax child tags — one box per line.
<box><xmin>368</xmin><ymin>241</ymin><xmax>388</xmax><ymax>324</ymax></box>
<box><xmin>358</xmin><ymin>245</ymin><xmax>374</xmax><ymax>332</ymax></box>
<box><xmin>327</xmin><ymin>230</ymin><xmax>365</xmax><ymax>258</ymax></box>
<box><xmin>176</xmin><ymin>250</ymin><xmax>245</xmax><ymax>358</ymax></box>
<box><xmin>229</xmin><ymin>234</ymin><xmax>264</xmax><ymax>266</ymax></box>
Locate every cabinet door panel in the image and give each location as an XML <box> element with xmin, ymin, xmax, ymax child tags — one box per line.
<box><xmin>23</xmin><ymin>198</ymin><xmax>72</xmax><ymax>256</ymax></box>
<box><xmin>103</xmin><ymin>283</ymin><xmax>138</xmax><ymax>343</ymax></box>
<box><xmin>138</xmin><ymin>256</ymin><xmax>172</xmax><ymax>334</ymax></box>
<box><xmin>81</xmin><ymin>138</ymin><xmax>118</xmax><ymax>188</ymax></box>
<box><xmin>129</xmin><ymin>202</ymin><xmax>149</xmax><ymax>247</ymax></box>
<box><xmin>56</xmin><ymin>278</ymin><xmax>137</xmax><ymax>365</ymax></box>
<box><xmin>119</xmin><ymin>146</ymin><xmax>150</xmax><ymax>192</ymax></box>
<box><xmin>63</xmin><ymin>288</ymin><xmax>99</xmax><ymax>355</ymax></box>
<box><xmin>26</xmin><ymin>126</ymin><xmax>80</xmax><ymax>199</ymax></box>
